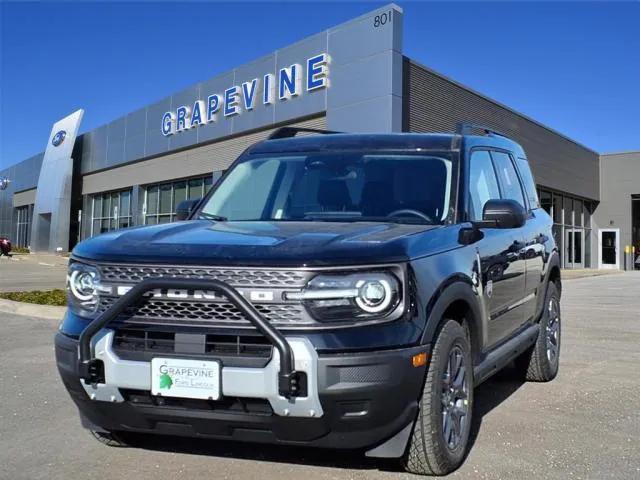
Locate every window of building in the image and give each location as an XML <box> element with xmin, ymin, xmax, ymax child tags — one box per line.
<box><xmin>490</xmin><ymin>151</ymin><xmax>525</xmax><ymax>208</ymax></box>
<box><xmin>144</xmin><ymin>175</ymin><xmax>214</xmax><ymax>225</ymax></box>
<box><xmin>468</xmin><ymin>150</ymin><xmax>501</xmax><ymax>221</ymax></box>
<box><xmin>552</xmin><ymin>193</ymin><xmax>563</xmax><ymax>224</ymax></box>
<box><xmin>539</xmin><ymin>189</ymin><xmax>552</xmax><ymax>215</ymax></box>
<box><xmin>15</xmin><ymin>205</ymin><xmax>32</xmax><ymax>248</ymax></box>
<box><xmin>91</xmin><ymin>189</ymin><xmax>133</xmax><ymax>235</ymax></box>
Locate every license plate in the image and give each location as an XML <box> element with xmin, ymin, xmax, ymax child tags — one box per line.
<box><xmin>151</xmin><ymin>358</ymin><xmax>221</xmax><ymax>400</ymax></box>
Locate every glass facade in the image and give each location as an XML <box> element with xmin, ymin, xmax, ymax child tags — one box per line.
<box><xmin>90</xmin><ymin>189</ymin><xmax>133</xmax><ymax>235</ymax></box>
<box><xmin>15</xmin><ymin>205</ymin><xmax>33</xmax><ymax>248</ymax></box>
<box><xmin>144</xmin><ymin>175</ymin><xmax>214</xmax><ymax>225</ymax></box>
<box><xmin>538</xmin><ymin>187</ymin><xmax>593</xmax><ymax>269</ymax></box>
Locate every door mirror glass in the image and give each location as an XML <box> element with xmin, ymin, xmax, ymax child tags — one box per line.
<box><xmin>479</xmin><ymin>199</ymin><xmax>527</xmax><ymax>229</ymax></box>
<box><xmin>175</xmin><ymin>199</ymin><xmax>201</xmax><ymax>221</ymax></box>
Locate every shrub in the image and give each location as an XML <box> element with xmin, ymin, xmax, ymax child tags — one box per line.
<box><xmin>11</xmin><ymin>246</ymin><xmax>30</xmax><ymax>254</ymax></box>
<box><xmin>0</xmin><ymin>289</ymin><xmax>67</xmax><ymax>306</ymax></box>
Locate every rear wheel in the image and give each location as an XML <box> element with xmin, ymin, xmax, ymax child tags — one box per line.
<box><xmin>516</xmin><ymin>281</ymin><xmax>561</xmax><ymax>382</ymax></box>
<box><xmin>89</xmin><ymin>429</ymin><xmax>128</xmax><ymax>447</ymax></box>
<box><xmin>403</xmin><ymin>320</ymin><xmax>473</xmax><ymax>476</ymax></box>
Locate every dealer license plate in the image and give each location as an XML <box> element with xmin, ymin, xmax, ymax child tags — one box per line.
<box><xmin>151</xmin><ymin>358</ymin><xmax>221</xmax><ymax>400</ymax></box>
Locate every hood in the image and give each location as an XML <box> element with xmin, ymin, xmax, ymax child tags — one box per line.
<box><xmin>72</xmin><ymin>220</ymin><xmax>450</xmax><ymax>266</ymax></box>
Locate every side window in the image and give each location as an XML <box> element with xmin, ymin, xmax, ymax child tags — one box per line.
<box><xmin>468</xmin><ymin>150</ymin><xmax>501</xmax><ymax>221</ymax></box>
<box><xmin>491</xmin><ymin>151</ymin><xmax>525</xmax><ymax>208</ymax></box>
<box><xmin>516</xmin><ymin>157</ymin><xmax>540</xmax><ymax>208</ymax></box>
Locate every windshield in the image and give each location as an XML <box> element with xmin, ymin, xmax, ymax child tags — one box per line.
<box><xmin>199</xmin><ymin>151</ymin><xmax>456</xmax><ymax>225</ymax></box>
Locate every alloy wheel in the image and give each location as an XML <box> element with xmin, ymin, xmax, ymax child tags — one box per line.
<box><xmin>546</xmin><ymin>297</ymin><xmax>561</xmax><ymax>364</ymax></box>
<box><xmin>441</xmin><ymin>345</ymin><xmax>470</xmax><ymax>450</ymax></box>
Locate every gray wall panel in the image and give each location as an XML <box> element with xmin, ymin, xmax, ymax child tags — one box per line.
<box><xmin>144</xmin><ymin>98</ymin><xmax>172</xmax><ymax>159</ymax></box>
<box><xmin>594</xmin><ymin>152</ymin><xmax>640</xmax><ymax>268</ymax></box>
<box><xmin>124</xmin><ymin>108</ymin><xmax>147</xmax><ymax>163</ymax></box>
<box><xmin>0</xmin><ymin>153</ymin><xmax>43</xmax><ymax>238</ymax></box>
<box><xmin>90</xmin><ymin>125</ymin><xmax>108</xmax><ymax>172</ymax></box>
<box><xmin>325</xmin><ymin>5</ymin><xmax>403</xmax><ymax>133</ymax></box>
<box><xmin>80</xmin><ymin>131</ymin><xmax>93</xmax><ymax>172</ymax></box>
<box><xmin>106</xmin><ymin>118</ymin><xmax>126</xmax><ymax>167</ymax></box>
<box><xmin>405</xmin><ymin>60</ymin><xmax>599</xmax><ymax>201</ymax></box>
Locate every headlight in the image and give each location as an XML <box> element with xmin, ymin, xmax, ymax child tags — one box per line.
<box><xmin>67</xmin><ymin>263</ymin><xmax>101</xmax><ymax>317</ymax></box>
<box><xmin>286</xmin><ymin>272</ymin><xmax>401</xmax><ymax>322</ymax></box>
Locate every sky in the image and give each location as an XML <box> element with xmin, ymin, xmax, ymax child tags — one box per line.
<box><xmin>1</xmin><ymin>1</ymin><xmax>638</xmax><ymax>170</ymax></box>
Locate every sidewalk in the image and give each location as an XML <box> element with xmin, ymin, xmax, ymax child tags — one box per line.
<box><xmin>561</xmin><ymin>268</ymin><xmax>626</xmax><ymax>280</ymax></box>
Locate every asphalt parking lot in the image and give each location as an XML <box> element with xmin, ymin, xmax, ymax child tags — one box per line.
<box><xmin>1</xmin><ymin>273</ymin><xmax>639</xmax><ymax>480</ymax></box>
<box><xmin>0</xmin><ymin>254</ymin><xmax>67</xmax><ymax>292</ymax></box>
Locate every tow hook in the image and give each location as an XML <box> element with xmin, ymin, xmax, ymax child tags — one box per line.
<box><xmin>79</xmin><ymin>359</ymin><xmax>105</xmax><ymax>385</ymax></box>
<box><xmin>278</xmin><ymin>371</ymin><xmax>308</xmax><ymax>398</ymax></box>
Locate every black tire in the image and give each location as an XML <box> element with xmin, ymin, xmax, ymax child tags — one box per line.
<box><xmin>403</xmin><ymin>320</ymin><xmax>474</xmax><ymax>476</ymax></box>
<box><xmin>90</xmin><ymin>429</ymin><xmax>128</xmax><ymax>447</ymax></box>
<box><xmin>515</xmin><ymin>281</ymin><xmax>561</xmax><ymax>382</ymax></box>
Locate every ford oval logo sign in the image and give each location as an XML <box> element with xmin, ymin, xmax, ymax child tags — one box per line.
<box><xmin>0</xmin><ymin>176</ymin><xmax>10</xmax><ymax>191</ymax></box>
<box><xmin>52</xmin><ymin>130</ymin><xmax>67</xmax><ymax>147</ymax></box>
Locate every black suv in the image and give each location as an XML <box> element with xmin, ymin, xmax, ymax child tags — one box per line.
<box><xmin>55</xmin><ymin>125</ymin><xmax>561</xmax><ymax>475</ymax></box>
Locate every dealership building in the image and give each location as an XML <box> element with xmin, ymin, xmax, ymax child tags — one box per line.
<box><xmin>0</xmin><ymin>4</ymin><xmax>637</xmax><ymax>270</ymax></box>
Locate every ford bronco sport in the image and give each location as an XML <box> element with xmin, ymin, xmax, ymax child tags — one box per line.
<box><xmin>55</xmin><ymin>124</ymin><xmax>561</xmax><ymax>475</ymax></box>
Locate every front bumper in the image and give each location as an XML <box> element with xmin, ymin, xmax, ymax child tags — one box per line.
<box><xmin>56</xmin><ymin>332</ymin><xmax>428</xmax><ymax>451</ymax></box>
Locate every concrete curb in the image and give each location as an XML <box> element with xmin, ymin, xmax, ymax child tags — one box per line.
<box><xmin>0</xmin><ymin>298</ymin><xmax>65</xmax><ymax>320</ymax></box>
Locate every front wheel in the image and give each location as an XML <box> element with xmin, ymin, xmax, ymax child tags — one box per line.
<box><xmin>403</xmin><ymin>320</ymin><xmax>473</xmax><ymax>476</ymax></box>
<box><xmin>515</xmin><ymin>281</ymin><xmax>561</xmax><ymax>382</ymax></box>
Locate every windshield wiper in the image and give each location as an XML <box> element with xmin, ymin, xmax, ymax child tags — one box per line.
<box><xmin>198</xmin><ymin>212</ymin><xmax>228</xmax><ymax>222</ymax></box>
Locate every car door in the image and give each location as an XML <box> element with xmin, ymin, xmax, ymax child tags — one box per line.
<box><xmin>468</xmin><ymin>149</ymin><xmax>527</xmax><ymax>347</ymax></box>
<box><xmin>514</xmin><ymin>156</ymin><xmax>547</xmax><ymax>323</ymax></box>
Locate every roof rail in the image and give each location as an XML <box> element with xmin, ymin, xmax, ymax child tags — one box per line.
<box><xmin>267</xmin><ymin>127</ymin><xmax>342</xmax><ymax>140</ymax></box>
<box><xmin>455</xmin><ymin>122</ymin><xmax>509</xmax><ymax>138</ymax></box>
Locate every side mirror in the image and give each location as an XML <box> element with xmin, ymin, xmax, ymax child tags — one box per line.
<box><xmin>479</xmin><ymin>199</ymin><xmax>527</xmax><ymax>229</ymax></box>
<box><xmin>175</xmin><ymin>198</ymin><xmax>201</xmax><ymax>221</ymax></box>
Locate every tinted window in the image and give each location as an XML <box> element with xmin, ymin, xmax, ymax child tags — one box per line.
<box><xmin>491</xmin><ymin>151</ymin><xmax>525</xmax><ymax>208</ymax></box>
<box><xmin>468</xmin><ymin>150</ymin><xmax>501</xmax><ymax>221</ymax></box>
<box><xmin>516</xmin><ymin>157</ymin><xmax>539</xmax><ymax>208</ymax></box>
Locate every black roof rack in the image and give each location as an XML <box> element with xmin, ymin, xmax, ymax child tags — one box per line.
<box><xmin>455</xmin><ymin>122</ymin><xmax>509</xmax><ymax>138</ymax></box>
<box><xmin>267</xmin><ymin>127</ymin><xmax>342</xmax><ymax>140</ymax></box>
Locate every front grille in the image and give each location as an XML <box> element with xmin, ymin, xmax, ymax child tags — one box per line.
<box><xmin>97</xmin><ymin>296</ymin><xmax>310</xmax><ymax>327</ymax></box>
<box><xmin>96</xmin><ymin>263</ymin><xmax>315</xmax><ymax>328</ymax></box>
<box><xmin>100</xmin><ymin>264</ymin><xmax>309</xmax><ymax>287</ymax></box>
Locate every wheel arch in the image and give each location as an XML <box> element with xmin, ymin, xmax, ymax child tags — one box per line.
<box><xmin>421</xmin><ymin>275</ymin><xmax>486</xmax><ymax>363</ymax></box>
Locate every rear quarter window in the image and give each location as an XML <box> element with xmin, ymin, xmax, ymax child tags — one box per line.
<box><xmin>516</xmin><ymin>157</ymin><xmax>540</xmax><ymax>209</ymax></box>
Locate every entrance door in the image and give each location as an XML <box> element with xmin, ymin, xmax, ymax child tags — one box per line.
<box><xmin>565</xmin><ymin>228</ymin><xmax>584</xmax><ymax>269</ymax></box>
<box><xmin>599</xmin><ymin>229</ymin><xmax>619</xmax><ymax>269</ymax></box>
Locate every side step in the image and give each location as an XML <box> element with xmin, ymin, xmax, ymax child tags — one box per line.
<box><xmin>473</xmin><ymin>323</ymin><xmax>539</xmax><ymax>386</ymax></box>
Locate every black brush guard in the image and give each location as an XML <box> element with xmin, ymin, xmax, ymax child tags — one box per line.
<box><xmin>77</xmin><ymin>277</ymin><xmax>303</xmax><ymax>398</ymax></box>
